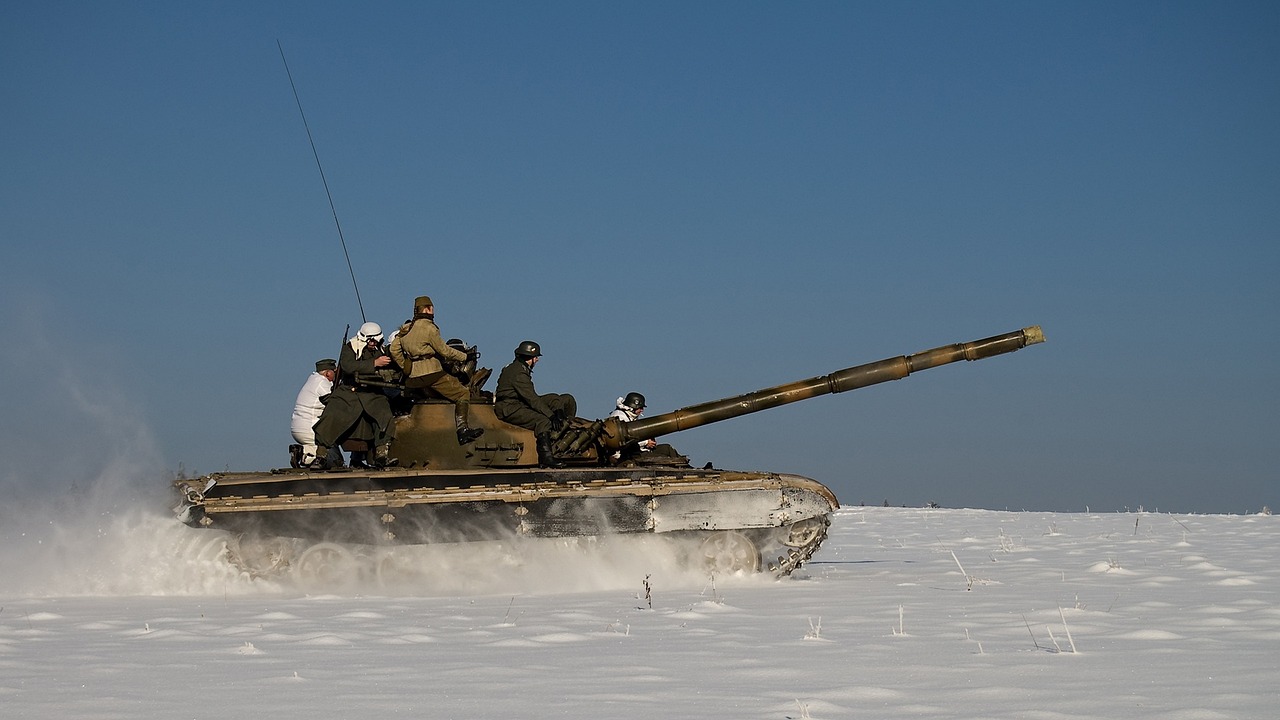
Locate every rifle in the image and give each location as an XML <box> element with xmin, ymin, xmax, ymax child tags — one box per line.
<box><xmin>333</xmin><ymin>323</ymin><xmax>350</xmax><ymax>386</ymax></box>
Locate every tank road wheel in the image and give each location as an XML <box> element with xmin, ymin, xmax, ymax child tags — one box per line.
<box><xmin>375</xmin><ymin>549</ymin><xmax>426</xmax><ymax>589</ymax></box>
<box><xmin>782</xmin><ymin>517</ymin><xmax>827</xmax><ymax>548</ymax></box>
<box><xmin>228</xmin><ymin>534</ymin><xmax>296</xmax><ymax>577</ymax></box>
<box><xmin>698</xmin><ymin>531</ymin><xmax>761</xmax><ymax>574</ymax></box>
<box><xmin>295</xmin><ymin>542</ymin><xmax>357</xmax><ymax>586</ymax></box>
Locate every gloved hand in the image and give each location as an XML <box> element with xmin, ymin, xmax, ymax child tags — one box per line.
<box><xmin>550</xmin><ymin>410</ymin><xmax>566</xmax><ymax>432</ymax></box>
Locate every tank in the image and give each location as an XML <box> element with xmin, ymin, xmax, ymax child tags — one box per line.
<box><xmin>174</xmin><ymin>326</ymin><xmax>1044</xmax><ymax>583</ymax></box>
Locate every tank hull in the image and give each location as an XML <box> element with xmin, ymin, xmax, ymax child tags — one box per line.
<box><xmin>175</xmin><ymin>466</ymin><xmax>838</xmax><ymax>578</ymax></box>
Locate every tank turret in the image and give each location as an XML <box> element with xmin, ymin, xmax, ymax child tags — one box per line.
<box><xmin>367</xmin><ymin>326</ymin><xmax>1046</xmax><ymax>469</ymax></box>
<box><xmin>387</xmin><ymin>326</ymin><xmax>1044</xmax><ymax>468</ymax></box>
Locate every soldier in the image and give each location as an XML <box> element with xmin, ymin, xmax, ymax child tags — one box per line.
<box><xmin>606</xmin><ymin>392</ymin><xmax>680</xmax><ymax>462</ymax></box>
<box><xmin>314</xmin><ymin>321</ymin><xmax>398</xmax><ymax>468</ymax></box>
<box><xmin>388</xmin><ymin>295</ymin><xmax>484</xmax><ymax>445</ymax></box>
<box><xmin>608</xmin><ymin>392</ymin><xmax>651</xmax><ymax>425</ymax></box>
<box><xmin>494</xmin><ymin>340</ymin><xmax>576</xmax><ymax>468</ymax></box>
<box><xmin>290</xmin><ymin>358</ymin><xmax>342</xmax><ymax>468</ymax></box>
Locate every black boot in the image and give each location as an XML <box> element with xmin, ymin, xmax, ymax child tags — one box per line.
<box><xmin>455</xmin><ymin>414</ymin><xmax>484</xmax><ymax>445</ymax></box>
<box><xmin>537</xmin><ymin>434</ymin><xmax>565</xmax><ymax>468</ymax></box>
<box><xmin>309</xmin><ymin>446</ymin><xmax>330</xmax><ymax>470</ymax></box>
<box><xmin>456</xmin><ymin>426</ymin><xmax>484</xmax><ymax>445</ymax></box>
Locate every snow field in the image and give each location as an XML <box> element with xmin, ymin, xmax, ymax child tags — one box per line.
<box><xmin>2</xmin><ymin>507</ymin><xmax>1277</xmax><ymax>719</ymax></box>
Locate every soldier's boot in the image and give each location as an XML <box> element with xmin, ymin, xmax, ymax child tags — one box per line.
<box><xmin>455</xmin><ymin>413</ymin><xmax>484</xmax><ymax>445</ymax></box>
<box><xmin>310</xmin><ymin>446</ymin><xmax>334</xmax><ymax>471</ymax></box>
<box><xmin>373</xmin><ymin>444</ymin><xmax>398</xmax><ymax>469</ymax></box>
<box><xmin>327</xmin><ymin>445</ymin><xmax>348</xmax><ymax>468</ymax></box>
<box><xmin>536</xmin><ymin>434</ymin><xmax>565</xmax><ymax>469</ymax></box>
<box><xmin>456</xmin><ymin>426</ymin><xmax>484</xmax><ymax>445</ymax></box>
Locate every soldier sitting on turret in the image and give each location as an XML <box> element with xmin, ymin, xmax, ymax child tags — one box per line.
<box><xmin>388</xmin><ymin>295</ymin><xmax>484</xmax><ymax>445</ymax></box>
<box><xmin>494</xmin><ymin>340</ymin><xmax>576</xmax><ymax>468</ymax></box>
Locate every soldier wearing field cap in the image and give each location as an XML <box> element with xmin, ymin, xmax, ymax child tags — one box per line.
<box><xmin>389</xmin><ymin>295</ymin><xmax>484</xmax><ymax>445</ymax></box>
<box><xmin>290</xmin><ymin>358</ymin><xmax>341</xmax><ymax>468</ymax></box>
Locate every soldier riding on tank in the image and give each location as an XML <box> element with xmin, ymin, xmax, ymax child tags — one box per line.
<box><xmin>494</xmin><ymin>340</ymin><xmax>577</xmax><ymax>468</ymax></box>
<box><xmin>389</xmin><ymin>295</ymin><xmax>484</xmax><ymax>445</ymax></box>
<box><xmin>313</xmin><ymin>321</ymin><xmax>398</xmax><ymax>468</ymax></box>
<box><xmin>606</xmin><ymin>392</ymin><xmax>683</xmax><ymax>463</ymax></box>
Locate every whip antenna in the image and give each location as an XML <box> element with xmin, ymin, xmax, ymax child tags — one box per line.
<box><xmin>277</xmin><ymin>39</ymin><xmax>366</xmax><ymax>323</ymax></box>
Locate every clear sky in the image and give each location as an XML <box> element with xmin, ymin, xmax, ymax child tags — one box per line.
<box><xmin>2</xmin><ymin>1</ymin><xmax>1276</xmax><ymax>514</ymax></box>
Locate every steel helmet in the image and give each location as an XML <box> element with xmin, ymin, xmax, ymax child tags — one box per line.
<box><xmin>622</xmin><ymin>392</ymin><xmax>646</xmax><ymax>411</ymax></box>
<box><xmin>514</xmin><ymin>340</ymin><xmax>542</xmax><ymax>358</ymax></box>
<box><xmin>357</xmin><ymin>322</ymin><xmax>384</xmax><ymax>343</ymax></box>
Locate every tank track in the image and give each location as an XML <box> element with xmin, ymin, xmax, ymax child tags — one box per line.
<box><xmin>765</xmin><ymin>523</ymin><xmax>829</xmax><ymax>577</ymax></box>
<box><xmin>220</xmin><ymin>520</ymin><xmax>832</xmax><ymax>585</ymax></box>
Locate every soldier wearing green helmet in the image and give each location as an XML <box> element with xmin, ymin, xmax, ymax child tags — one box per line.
<box><xmin>495</xmin><ymin>340</ymin><xmax>576</xmax><ymax>468</ymax></box>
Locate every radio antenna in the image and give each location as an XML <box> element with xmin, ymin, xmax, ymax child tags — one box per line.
<box><xmin>277</xmin><ymin>39</ymin><xmax>366</xmax><ymax>323</ymax></box>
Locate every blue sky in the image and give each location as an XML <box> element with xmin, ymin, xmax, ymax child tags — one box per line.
<box><xmin>2</xmin><ymin>1</ymin><xmax>1276</xmax><ymax>513</ymax></box>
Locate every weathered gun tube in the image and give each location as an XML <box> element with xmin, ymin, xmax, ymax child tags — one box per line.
<box><xmin>600</xmin><ymin>325</ymin><xmax>1044</xmax><ymax>450</ymax></box>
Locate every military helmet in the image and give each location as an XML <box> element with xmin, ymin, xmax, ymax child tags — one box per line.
<box><xmin>623</xmin><ymin>392</ymin><xmax>646</xmax><ymax>411</ymax></box>
<box><xmin>357</xmin><ymin>322</ymin><xmax>383</xmax><ymax>343</ymax></box>
<box><xmin>514</xmin><ymin>340</ymin><xmax>542</xmax><ymax>358</ymax></box>
<box><xmin>414</xmin><ymin>295</ymin><xmax>433</xmax><ymax>311</ymax></box>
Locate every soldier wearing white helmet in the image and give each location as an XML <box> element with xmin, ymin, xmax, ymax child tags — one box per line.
<box><xmin>313</xmin><ymin>321</ymin><xmax>399</xmax><ymax>468</ymax></box>
<box><xmin>356</xmin><ymin>322</ymin><xmax>383</xmax><ymax>344</ymax></box>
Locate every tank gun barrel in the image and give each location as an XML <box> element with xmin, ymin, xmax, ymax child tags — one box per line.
<box><xmin>602</xmin><ymin>326</ymin><xmax>1044</xmax><ymax>450</ymax></box>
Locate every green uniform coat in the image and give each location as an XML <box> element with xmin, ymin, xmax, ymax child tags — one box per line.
<box><xmin>494</xmin><ymin>359</ymin><xmax>576</xmax><ymax>436</ymax></box>
<box><xmin>315</xmin><ymin>339</ymin><xmax>395</xmax><ymax>449</ymax></box>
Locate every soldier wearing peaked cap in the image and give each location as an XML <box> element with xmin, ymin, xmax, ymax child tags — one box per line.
<box><xmin>389</xmin><ymin>295</ymin><xmax>485</xmax><ymax>445</ymax></box>
<box><xmin>290</xmin><ymin>358</ymin><xmax>341</xmax><ymax>469</ymax></box>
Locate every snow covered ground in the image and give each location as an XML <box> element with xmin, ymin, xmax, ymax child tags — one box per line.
<box><xmin>3</xmin><ymin>506</ymin><xmax>1277</xmax><ymax>719</ymax></box>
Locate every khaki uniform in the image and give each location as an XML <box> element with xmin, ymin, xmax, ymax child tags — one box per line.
<box><xmin>390</xmin><ymin>316</ymin><xmax>474</xmax><ymax>423</ymax></box>
<box><xmin>390</xmin><ymin>317</ymin><xmax>467</xmax><ymax>379</ymax></box>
